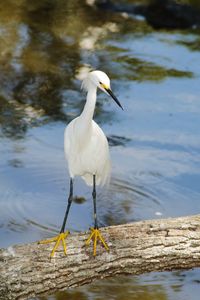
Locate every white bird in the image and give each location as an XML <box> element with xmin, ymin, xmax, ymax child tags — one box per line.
<box><xmin>39</xmin><ymin>70</ymin><xmax>123</xmax><ymax>257</ymax></box>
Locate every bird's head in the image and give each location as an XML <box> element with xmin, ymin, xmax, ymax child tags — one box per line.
<box><xmin>82</xmin><ymin>70</ymin><xmax>123</xmax><ymax>110</ymax></box>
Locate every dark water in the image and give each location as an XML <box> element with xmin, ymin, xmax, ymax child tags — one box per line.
<box><xmin>1</xmin><ymin>0</ymin><xmax>200</xmax><ymax>299</ymax></box>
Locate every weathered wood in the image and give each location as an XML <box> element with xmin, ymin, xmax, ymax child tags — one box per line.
<box><xmin>1</xmin><ymin>214</ymin><xmax>200</xmax><ymax>300</ymax></box>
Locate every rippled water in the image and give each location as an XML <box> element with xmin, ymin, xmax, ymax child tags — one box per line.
<box><xmin>1</xmin><ymin>0</ymin><xmax>200</xmax><ymax>299</ymax></box>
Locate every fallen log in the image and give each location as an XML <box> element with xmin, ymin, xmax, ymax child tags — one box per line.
<box><xmin>1</xmin><ymin>214</ymin><xmax>200</xmax><ymax>300</ymax></box>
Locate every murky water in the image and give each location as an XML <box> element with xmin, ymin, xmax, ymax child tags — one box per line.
<box><xmin>1</xmin><ymin>0</ymin><xmax>200</xmax><ymax>299</ymax></box>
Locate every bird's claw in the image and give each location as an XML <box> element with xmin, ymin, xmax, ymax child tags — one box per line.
<box><xmin>38</xmin><ymin>231</ymin><xmax>69</xmax><ymax>257</ymax></box>
<box><xmin>85</xmin><ymin>227</ymin><xmax>109</xmax><ymax>256</ymax></box>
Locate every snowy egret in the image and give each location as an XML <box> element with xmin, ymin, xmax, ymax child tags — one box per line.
<box><xmin>39</xmin><ymin>70</ymin><xmax>123</xmax><ymax>257</ymax></box>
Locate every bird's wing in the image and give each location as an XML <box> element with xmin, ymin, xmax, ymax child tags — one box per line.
<box><xmin>64</xmin><ymin>118</ymin><xmax>78</xmax><ymax>160</ymax></box>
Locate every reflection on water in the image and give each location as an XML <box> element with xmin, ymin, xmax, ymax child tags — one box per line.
<box><xmin>38</xmin><ymin>271</ymin><xmax>200</xmax><ymax>300</ymax></box>
<box><xmin>1</xmin><ymin>0</ymin><xmax>200</xmax><ymax>300</ymax></box>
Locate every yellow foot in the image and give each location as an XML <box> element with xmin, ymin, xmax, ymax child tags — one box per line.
<box><xmin>38</xmin><ymin>231</ymin><xmax>69</xmax><ymax>258</ymax></box>
<box><xmin>85</xmin><ymin>227</ymin><xmax>109</xmax><ymax>256</ymax></box>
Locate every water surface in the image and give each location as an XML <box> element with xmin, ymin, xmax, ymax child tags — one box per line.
<box><xmin>1</xmin><ymin>1</ymin><xmax>200</xmax><ymax>299</ymax></box>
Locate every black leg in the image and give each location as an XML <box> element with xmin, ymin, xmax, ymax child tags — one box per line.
<box><xmin>60</xmin><ymin>178</ymin><xmax>73</xmax><ymax>233</ymax></box>
<box><xmin>92</xmin><ymin>174</ymin><xmax>98</xmax><ymax>229</ymax></box>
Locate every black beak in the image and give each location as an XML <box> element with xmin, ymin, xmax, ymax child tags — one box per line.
<box><xmin>106</xmin><ymin>88</ymin><xmax>123</xmax><ymax>110</ymax></box>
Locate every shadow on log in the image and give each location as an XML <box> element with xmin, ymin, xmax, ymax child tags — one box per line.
<box><xmin>1</xmin><ymin>214</ymin><xmax>200</xmax><ymax>300</ymax></box>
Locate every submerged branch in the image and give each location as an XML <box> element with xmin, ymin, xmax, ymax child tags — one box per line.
<box><xmin>1</xmin><ymin>214</ymin><xmax>200</xmax><ymax>300</ymax></box>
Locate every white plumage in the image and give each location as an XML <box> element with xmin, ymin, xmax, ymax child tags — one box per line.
<box><xmin>39</xmin><ymin>70</ymin><xmax>122</xmax><ymax>257</ymax></box>
<box><xmin>64</xmin><ymin>118</ymin><xmax>110</xmax><ymax>186</ymax></box>
<box><xmin>64</xmin><ymin>70</ymin><xmax>122</xmax><ymax>186</ymax></box>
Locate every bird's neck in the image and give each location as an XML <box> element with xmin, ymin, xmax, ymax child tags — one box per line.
<box><xmin>80</xmin><ymin>86</ymin><xmax>97</xmax><ymax>122</ymax></box>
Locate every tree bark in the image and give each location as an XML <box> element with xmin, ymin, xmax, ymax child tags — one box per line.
<box><xmin>1</xmin><ymin>214</ymin><xmax>200</xmax><ymax>300</ymax></box>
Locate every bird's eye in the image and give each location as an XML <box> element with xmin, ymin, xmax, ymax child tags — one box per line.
<box><xmin>99</xmin><ymin>81</ymin><xmax>102</xmax><ymax>85</ymax></box>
